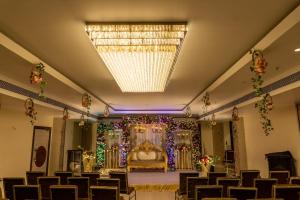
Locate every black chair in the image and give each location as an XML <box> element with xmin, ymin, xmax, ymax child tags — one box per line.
<box><xmin>3</xmin><ymin>178</ymin><xmax>25</xmax><ymax>200</ymax></box>
<box><xmin>216</xmin><ymin>178</ymin><xmax>240</xmax><ymax>197</ymax></box>
<box><xmin>186</xmin><ymin>177</ymin><xmax>208</xmax><ymax>199</ymax></box>
<box><xmin>228</xmin><ymin>187</ymin><xmax>257</xmax><ymax>200</ymax></box>
<box><xmin>175</xmin><ymin>172</ymin><xmax>199</xmax><ymax>199</ymax></box>
<box><xmin>13</xmin><ymin>185</ymin><xmax>41</xmax><ymax>200</ymax></box>
<box><xmin>81</xmin><ymin>172</ymin><xmax>100</xmax><ymax>186</ymax></box>
<box><xmin>208</xmin><ymin>172</ymin><xmax>227</xmax><ymax>185</ymax></box>
<box><xmin>54</xmin><ymin>171</ymin><xmax>73</xmax><ymax>185</ymax></box>
<box><xmin>240</xmin><ymin>170</ymin><xmax>260</xmax><ymax>187</ymax></box>
<box><xmin>273</xmin><ymin>185</ymin><xmax>300</xmax><ymax>200</ymax></box>
<box><xmin>97</xmin><ymin>178</ymin><xmax>120</xmax><ymax>194</ymax></box>
<box><xmin>254</xmin><ymin>178</ymin><xmax>277</xmax><ymax>198</ymax></box>
<box><xmin>67</xmin><ymin>177</ymin><xmax>89</xmax><ymax>199</ymax></box>
<box><xmin>109</xmin><ymin>171</ymin><xmax>136</xmax><ymax>200</ymax></box>
<box><xmin>50</xmin><ymin>185</ymin><xmax>78</xmax><ymax>200</ymax></box>
<box><xmin>26</xmin><ymin>171</ymin><xmax>45</xmax><ymax>185</ymax></box>
<box><xmin>38</xmin><ymin>176</ymin><xmax>60</xmax><ymax>200</ymax></box>
<box><xmin>269</xmin><ymin>170</ymin><xmax>290</xmax><ymax>184</ymax></box>
<box><xmin>90</xmin><ymin>186</ymin><xmax>119</xmax><ymax>200</ymax></box>
<box><xmin>195</xmin><ymin>185</ymin><xmax>223</xmax><ymax>200</ymax></box>
<box><xmin>289</xmin><ymin>177</ymin><xmax>300</xmax><ymax>185</ymax></box>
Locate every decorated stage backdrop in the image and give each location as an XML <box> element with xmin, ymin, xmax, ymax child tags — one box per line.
<box><xmin>96</xmin><ymin>115</ymin><xmax>201</xmax><ymax>170</ymax></box>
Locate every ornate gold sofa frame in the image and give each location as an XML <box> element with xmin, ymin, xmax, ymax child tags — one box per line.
<box><xmin>127</xmin><ymin>140</ymin><xmax>168</xmax><ymax>172</ymax></box>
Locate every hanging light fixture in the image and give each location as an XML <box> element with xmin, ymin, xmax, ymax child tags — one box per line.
<box><xmin>85</xmin><ymin>23</ymin><xmax>188</xmax><ymax>92</ymax></box>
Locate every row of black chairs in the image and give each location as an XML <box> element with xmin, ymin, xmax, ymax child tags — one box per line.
<box><xmin>7</xmin><ymin>184</ymin><xmax>119</xmax><ymax>200</ymax></box>
<box><xmin>176</xmin><ymin>170</ymin><xmax>300</xmax><ymax>200</ymax></box>
<box><xmin>2</xmin><ymin>171</ymin><xmax>136</xmax><ymax>200</ymax></box>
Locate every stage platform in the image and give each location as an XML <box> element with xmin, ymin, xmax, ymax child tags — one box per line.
<box><xmin>128</xmin><ymin>171</ymin><xmax>197</xmax><ymax>192</ymax></box>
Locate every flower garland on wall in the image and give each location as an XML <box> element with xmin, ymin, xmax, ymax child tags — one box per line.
<box><xmin>96</xmin><ymin>115</ymin><xmax>201</xmax><ymax>169</ymax></box>
<box><xmin>250</xmin><ymin>49</ymin><xmax>273</xmax><ymax>135</ymax></box>
<box><xmin>30</xmin><ymin>63</ymin><xmax>47</xmax><ymax>97</ymax></box>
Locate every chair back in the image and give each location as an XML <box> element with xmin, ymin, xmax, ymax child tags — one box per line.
<box><xmin>13</xmin><ymin>185</ymin><xmax>41</xmax><ymax>200</ymax></box>
<box><xmin>109</xmin><ymin>172</ymin><xmax>128</xmax><ymax>194</ymax></box>
<box><xmin>26</xmin><ymin>171</ymin><xmax>45</xmax><ymax>185</ymax></box>
<box><xmin>3</xmin><ymin>178</ymin><xmax>25</xmax><ymax>200</ymax></box>
<box><xmin>38</xmin><ymin>176</ymin><xmax>60</xmax><ymax>200</ymax></box>
<box><xmin>50</xmin><ymin>185</ymin><xmax>78</xmax><ymax>200</ymax></box>
<box><xmin>290</xmin><ymin>177</ymin><xmax>300</xmax><ymax>185</ymax></box>
<box><xmin>228</xmin><ymin>187</ymin><xmax>257</xmax><ymax>200</ymax></box>
<box><xmin>97</xmin><ymin>178</ymin><xmax>120</xmax><ymax>194</ymax></box>
<box><xmin>208</xmin><ymin>172</ymin><xmax>227</xmax><ymax>185</ymax></box>
<box><xmin>90</xmin><ymin>186</ymin><xmax>119</xmax><ymax>200</ymax></box>
<box><xmin>187</xmin><ymin>177</ymin><xmax>208</xmax><ymax>199</ymax></box>
<box><xmin>195</xmin><ymin>185</ymin><xmax>223</xmax><ymax>200</ymax></box>
<box><xmin>67</xmin><ymin>177</ymin><xmax>89</xmax><ymax>199</ymax></box>
<box><xmin>240</xmin><ymin>170</ymin><xmax>260</xmax><ymax>187</ymax></box>
<box><xmin>273</xmin><ymin>185</ymin><xmax>300</xmax><ymax>200</ymax></box>
<box><xmin>269</xmin><ymin>170</ymin><xmax>290</xmax><ymax>184</ymax></box>
<box><xmin>216</xmin><ymin>178</ymin><xmax>240</xmax><ymax>197</ymax></box>
<box><xmin>179</xmin><ymin>172</ymin><xmax>199</xmax><ymax>195</ymax></box>
<box><xmin>254</xmin><ymin>178</ymin><xmax>277</xmax><ymax>198</ymax></box>
<box><xmin>81</xmin><ymin>172</ymin><xmax>100</xmax><ymax>186</ymax></box>
<box><xmin>54</xmin><ymin>171</ymin><xmax>73</xmax><ymax>185</ymax></box>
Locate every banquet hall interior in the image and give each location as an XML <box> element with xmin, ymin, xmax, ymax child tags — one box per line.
<box><xmin>1</xmin><ymin>1</ymin><xmax>300</xmax><ymax>200</ymax></box>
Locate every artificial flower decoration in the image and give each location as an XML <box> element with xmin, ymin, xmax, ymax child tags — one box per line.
<box><xmin>78</xmin><ymin>114</ymin><xmax>85</xmax><ymax>127</ymax></box>
<box><xmin>30</xmin><ymin>63</ymin><xmax>47</xmax><ymax>97</ymax></box>
<box><xmin>232</xmin><ymin>106</ymin><xmax>239</xmax><ymax>121</ymax></box>
<box><xmin>63</xmin><ymin>107</ymin><xmax>69</xmax><ymax>120</ymax></box>
<box><xmin>185</xmin><ymin>106</ymin><xmax>192</xmax><ymax>117</ymax></box>
<box><xmin>209</xmin><ymin>113</ymin><xmax>217</xmax><ymax>127</ymax></box>
<box><xmin>250</xmin><ymin>49</ymin><xmax>273</xmax><ymax>136</ymax></box>
<box><xmin>82</xmin><ymin>93</ymin><xmax>92</xmax><ymax>115</ymax></box>
<box><xmin>103</xmin><ymin>105</ymin><xmax>110</xmax><ymax>117</ymax></box>
<box><xmin>251</xmin><ymin>50</ymin><xmax>268</xmax><ymax>75</ymax></box>
<box><xmin>24</xmin><ymin>98</ymin><xmax>37</xmax><ymax>125</ymax></box>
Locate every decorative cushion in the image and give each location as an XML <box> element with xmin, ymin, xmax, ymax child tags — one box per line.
<box><xmin>157</xmin><ymin>152</ymin><xmax>162</xmax><ymax>161</ymax></box>
<box><xmin>131</xmin><ymin>152</ymin><xmax>138</xmax><ymax>161</ymax></box>
<box><xmin>137</xmin><ymin>151</ymin><xmax>157</xmax><ymax>160</ymax></box>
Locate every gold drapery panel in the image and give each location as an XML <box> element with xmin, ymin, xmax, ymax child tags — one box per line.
<box><xmin>104</xmin><ymin>148</ymin><xmax>119</xmax><ymax>168</ymax></box>
<box><xmin>175</xmin><ymin>149</ymin><xmax>192</xmax><ymax>170</ymax></box>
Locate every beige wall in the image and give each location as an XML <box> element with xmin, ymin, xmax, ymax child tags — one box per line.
<box><xmin>201</xmin><ymin>122</ymin><xmax>214</xmax><ymax>155</ymax></box>
<box><xmin>0</xmin><ymin>105</ymin><xmax>54</xmax><ymax>178</ymax></box>
<box><xmin>240</xmin><ymin>94</ymin><xmax>300</xmax><ymax>177</ymax></box>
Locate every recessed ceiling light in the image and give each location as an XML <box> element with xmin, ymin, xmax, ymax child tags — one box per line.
<box><xmin>294</xmin><ymin>48</ymin><xmax>300</xmax><ymax>52</ymax></box>
<box><xmin>85</xmin><ymin>22</ymin><xmax>187</xmax><ymax>92</ymax></box>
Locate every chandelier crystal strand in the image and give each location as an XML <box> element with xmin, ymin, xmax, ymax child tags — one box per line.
<box><xmin>86</xmin><ymin>23</ymin><xmax>187</xmax><ymax>92</ymax></box>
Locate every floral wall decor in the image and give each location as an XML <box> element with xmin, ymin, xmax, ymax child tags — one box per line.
<box><xmin>185</xmin><ymin>106</ymin><xmax>192</xmax><ymax>117</ymax></box>
<box><xmin>103</xmin><ymin>105</ymin><xmax>110</xmax><ymax>117</ymax></box>
<box><xmin>82</xmin><ymin>93</ymin><xmax>92</xmax><ymax>115</ymax></box>
<box><xmin>25</xmin><ymin>98</ymin><xmax>37</xmax><ymax>125</ymax></box>
<box><xmin>63</xmin><ymin>107</ymin><xmax>69</xmax><ymax>120</ymax></box>
<box><xmin>232</xmin><ymin>106</ymin><xmax>239</xmax><ymax>121</ymax></box>
<box><xmin>30</xmin><ymin>63</ymin><xmax>47</xmax><ymax>97</ymax></box>
<box><xmin>96</xmin><ymin>115</ymin><xmax>201</xmax><ymax>170</ymax></box>
<box><xmin>201</xmin><ymin>92</ymin><xmax>211</xmax><ymax>115</ymax></box>
<box><xmin>209</xmin><ymin>113</ymin><xmax>217</xmax><ymax>127</ymax></box>
<box><xmin>250</xmin><ymin>49</ymin><xmax>273</xmax><ymax>135</ymax></box>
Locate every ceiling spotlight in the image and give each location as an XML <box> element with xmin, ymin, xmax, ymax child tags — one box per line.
<box><xmin>85</xmin><ymin>22</ymin><xmax>187</xmax><ymax>92</ymax></box>
<box><xmin>294</xmin><ymin>48</ymin><xmax>300</xmax><ymax>52</ymax></box>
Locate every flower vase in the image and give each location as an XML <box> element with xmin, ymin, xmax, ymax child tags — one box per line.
<box><xmin>200</xmin><ymin>163</ymin><xmax>211</xmax><ymax>177</ymax></box>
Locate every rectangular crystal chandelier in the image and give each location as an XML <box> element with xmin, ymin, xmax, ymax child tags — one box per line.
<box><xmin>85</xmin><ymin>22</ymin><xmax>187</xmax><ymax>92</ymax></box>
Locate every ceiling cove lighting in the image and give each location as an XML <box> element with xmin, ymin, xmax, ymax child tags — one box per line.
<box><xmin>85</xmin><ymin>23</ymin><xmax>187</xmax><ymax>92</ymax></box>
